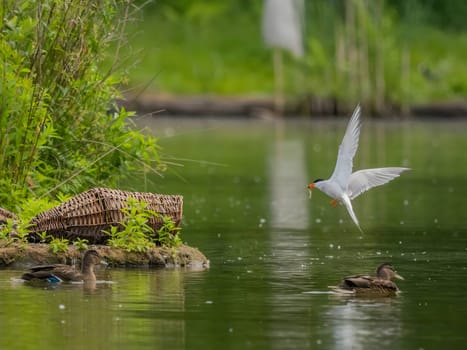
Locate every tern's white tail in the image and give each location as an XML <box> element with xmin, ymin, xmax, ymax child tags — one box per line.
<box><xmin>342</xmin><ymin>195</ymin><xmax>363</xmax><ymax>233</ymax></box>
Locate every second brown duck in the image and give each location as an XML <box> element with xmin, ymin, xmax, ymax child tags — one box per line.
<box><xmin>21</xmin><ymin>249</ymin><xmax>105</xmax><ymax>283</ymax></box>
<box><xmin>329</xmin><ymin>263</ymin><xmax>404</xmax><ymax>296</ymax></box>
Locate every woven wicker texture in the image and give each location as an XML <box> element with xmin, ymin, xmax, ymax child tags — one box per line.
<box><xmin>28</xmin><ymin>188</ymin><xmax>183</xmax><ymax>244</ymax></box>
<box><xmin>0</xmin><ymin>207</ymin><xmax>17</xmax><ymax>224</ymax></box>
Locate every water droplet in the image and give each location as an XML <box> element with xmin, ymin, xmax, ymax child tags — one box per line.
<box><xmin>164</xmin><ymin>127</ymin><xmax>175</xmax><ymax>138</ymax></box>
<box><xmin>205</xmin><ymin>300</ymin><xmax>213</xmax><ymax>304</ymax></box>
<box><xmin>399</xmin><ymin>241</ymin><xmax>403</xmax><ymax>244</ymax></box>
<box><xmin>434</xmin><ymin>218</ymin><xmax>438</xmax><ymax>224</ymax></box>
<box><xmin>329</xmin><ymin>244</ymin><xmax>334</xmax><ymax>248</ymax></box>
<box><xmin>315</xmin><ymin>218</ymin><xmax>322</xmax><ymax>224</ymax></box>
<box><xmin>403</xmin><ymin>199</ymin><xmax>409</xmax><ymax>206</ymax></box>
<box><xmin>400</xmin><ymin>220</ymin><xmax>404</xmax><ymax>225</ymax></box>
<box><xmin>228</xmin><ymin>328</ymin><xmax>234</xmax><ymax>333</ymax></box>
<box><xmin>59</xmin><ymin>304</ymin><xmax>65</xmax><ymax>310</ymax></box>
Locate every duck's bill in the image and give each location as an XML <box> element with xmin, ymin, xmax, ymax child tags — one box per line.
<box><xmin>394</xmin><ymin>273</ymin><xmax>404</xmax><ymax>280</ymax></box>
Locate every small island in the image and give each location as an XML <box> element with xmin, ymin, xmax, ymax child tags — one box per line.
<box><xmin>0</xmin><ymin>243</ymin><xmax>208</xmax><ymax>268</ymax></box>
<box><xmin>0</xmin><ymin>188</ymin><xmax>208</xmax><ymax>268</ymax></box>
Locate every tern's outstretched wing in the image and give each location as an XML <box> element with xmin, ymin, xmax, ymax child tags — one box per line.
<box><xmin>329</xmin><ymin>104</ymin><xmax>361</xmax><ymax>189</ymax></box>
<box><xmin>347</xmin><ymin>167</ymin><xmax>410</xmax><ymax>200</ymax></box>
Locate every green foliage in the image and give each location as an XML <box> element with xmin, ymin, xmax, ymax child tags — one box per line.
<box><xmin>123</xmin><ymin>1</ymin><xmax>272</xmax><ymax>95</ymax></box>
<box><xmin>389</xmin><ymin>0</ymin><xmax>467</xmax><ymax>31</ymax></box>
<box><xmin>126</xmin><ymin>0</ymin><xmax>467</xmax><ymax>111</ymax></box>
<box><xmin>105</xmin><ymin>198</ymin><xmax>157</xmax><ymax>252</ymax></box>
<box><xmin>15</xmin><ymin>196</ymin><xmax>61</xmax><ymax>225</ymax></box>
<box><xmin>49</xmin><ymin>237</ymin><xmax>69</xmax><ymax>254</ymax></box>
<box><xmin>157</xmin><ymin>215</ymin><xmax>182</xmax><ymax>248</ymax></box>
<box><xmin>105</xmin><ymin>198</ymin><xmax>182</xmax><ymax>252</ymax></box>
<box><xmin>72</xmin><ymin>238</ymin><xmax>89</xmax><ymax>251</ymax></box>
<box><xmin>0</xmin><ymin>194</ymin><xmax>62</xmax><ymax>247</ymax></box>
<box><xmin>0</xmin><ymin>0</ymin><xmax>163</xmax><ymax>208</ymax></box>
<box><xmin>0</xmin><ymin>218</ymin><xmax>29</xmax><ymax>248</ymax></box>
<box><xmin>36</xmin><ymin>231</ymin><xmax>50</xmax><ymax>244</ymax></box>
<box><xmin>294</xmin><ymin>0</ymin><xmax>467</xmax><ymax>110</ymax></box>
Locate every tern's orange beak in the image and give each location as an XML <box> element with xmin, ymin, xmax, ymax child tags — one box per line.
<box><xmin>307</xmin><ymin>183</ymin><xmax>314</xmax><ymax>199</ymax></box>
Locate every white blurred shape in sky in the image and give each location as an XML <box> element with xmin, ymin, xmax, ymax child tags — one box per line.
<box><xmin>262</xmin><ymin>0</ymin><xmax>305</xmax><ymax>58</ymax></box>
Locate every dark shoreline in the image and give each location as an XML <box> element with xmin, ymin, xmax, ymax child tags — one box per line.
<box><xmin>120</xmin><ymin>93</ymin><xmax>467</xmax><ymax>118</ymax></box>
<box><xmin>0</xmin><ymin>244</ymin><xmax>209</xmax><ymax>268</ymax></box>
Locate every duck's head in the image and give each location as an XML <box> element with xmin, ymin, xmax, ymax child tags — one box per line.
<box><xmin>82</xmin><ymin>249</ymin><xmax>106</xmax><ymax>267</ymax></box>
<box><xmin>307</xmin><ymin>179</ymin><xmax>324</xmax><ymax>198</ymax></box>
<box><xmin>376</xmin><ymin>263</ymin><xmax>404</xmax><ymax>281</ymax></box>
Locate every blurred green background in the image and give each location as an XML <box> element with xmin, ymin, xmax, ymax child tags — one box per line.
<box><xmin>119</xmin><ymin>0</ymin><xmax>467</xmax><ymax>112</ymax></box>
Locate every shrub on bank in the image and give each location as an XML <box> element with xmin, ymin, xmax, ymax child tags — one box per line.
<box><xmin>0</xmin><ymin>0</ymin><xmax>162</xmax><ymax>209</ymax></box>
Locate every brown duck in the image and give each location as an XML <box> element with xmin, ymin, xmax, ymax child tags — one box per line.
<box><xmin>329</xmin><ymin>263</ymin><xmax>404</xmax><ymax>296</ymax></box>
<box><xmin>21</xmin><ymin>249</ymin><xmax>105</xmax><ymax>283</ymax></box>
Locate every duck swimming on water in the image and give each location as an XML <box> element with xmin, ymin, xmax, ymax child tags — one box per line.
<box><xmin>329</xmin><ymin>263</ymin><xmax>404</xmax><ymax>296</ymax></box>
<box><xmin>21</xmin><ymin>249</ymin><xmax>106</xmax><ymax>283</ymax></box>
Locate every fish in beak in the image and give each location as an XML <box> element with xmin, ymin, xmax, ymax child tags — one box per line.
<box><xmin>307</xmin><ymin>183</ymin><xmax>315</xmax><ymax>199</ymax></box>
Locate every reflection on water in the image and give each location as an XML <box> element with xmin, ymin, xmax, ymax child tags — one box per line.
<box><xmin>2</xmin><ymin>118</ymin><xmax>467</xmax><ymax>349</ymax></box>
<box><xmin>0</xmin><ymin>268</ymin><xmax>192</xmax><ymax>350</ymax></box>
<box><xmin>326</xmin><ymin>296</ymin><xmax>402</xmax><ymax>349</ymax></box>
<box><xmin>269</xmin><ymin>135</ymin><xmax>309</xmax><ymax>230</ymax></box>
<box><xmin>109</xmin><ymin>269</ymin><xmax>188</xmax><ymax>349</ymax></box>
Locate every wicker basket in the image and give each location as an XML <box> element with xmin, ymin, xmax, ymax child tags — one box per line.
<box><xmin>28</xmin><ymin>188</ymin><xmax>183</xmax><ymax>244</ymax></box>
<box><xmin>0</xmin><ymin>207</ymin><xmax>17</xmax><ymax>225</ymax></box>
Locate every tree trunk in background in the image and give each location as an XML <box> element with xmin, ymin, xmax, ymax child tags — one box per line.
<box><xmin>375</xmin><ymin>0</ymin><xmax>386</xmax><ymax>114</ymax></box>
<box><xmin>357</xmin><ymin>0</ymin><xmax>370</xmax><ymax>108</ymax></box>
<box><xmin>262</xmin><ymin>0</ymin><xmax>305</xmax><ymax>115</ymax></box>
<box><xmin>345</xmin><ymin>0</ymin><xmax>358</xmax><ymax>103</ymax></box>
<box><xmin>401</xmin><ymin>47</ymin><xmax>411</xmax><ymax>116</ymax></box>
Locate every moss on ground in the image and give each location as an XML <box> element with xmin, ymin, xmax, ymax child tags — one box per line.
<box><xmin>0</xmin><ymin>244</ymin><xmax>208</xmax><ymax>268</ymax></box>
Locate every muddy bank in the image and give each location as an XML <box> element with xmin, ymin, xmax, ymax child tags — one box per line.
<box><xmin>120</xmin><ymin>93</ymin><xmax>467</xmax><ymax>118</ymax></box>
<box><xmin>0</xmin><ymin>244</ymin><xmax>208</xmax><ymax>269</ymax></box>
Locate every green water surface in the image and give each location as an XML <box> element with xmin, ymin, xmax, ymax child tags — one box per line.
<box><xmin>1</xmin><ymin>117</ymin><xmax>466</xmax><ymax>349</ymax></box>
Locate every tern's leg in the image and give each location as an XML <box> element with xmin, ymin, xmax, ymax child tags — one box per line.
<box><xmin>329</xmin><ymin>199</ymin><xmax>339</xmax><ymax>208</ymax></box>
